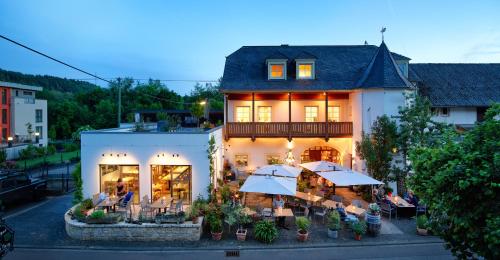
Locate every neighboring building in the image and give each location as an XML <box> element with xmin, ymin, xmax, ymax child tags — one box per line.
<box><xmin>409</xmin><ymin>64</ymin><xmax>500</xmax><ymax>128</ymax></box>
<box><xmin>0</xmin><ymin>81</ymin><xmax>48</xmax><ymax>147</ymax></box>
<box><xmin>80</xmin><ymin>41</ymin><xmax>499</xmax><ymax>201</ymax></box>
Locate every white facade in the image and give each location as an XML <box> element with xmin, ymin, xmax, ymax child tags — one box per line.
<box><xmin>432</xmin><ymin>107</ymin><xmax>477</xmax><ymax>125</ymax></box>
<box><xmin>81</xmin><ymin>127</ymin><xmax>224</xmax><ymax>201</ymax></box>
<box><xmin>11</xmin><ymin>97</ymin><xmax>48</xmax><ymax>146</ymax></box>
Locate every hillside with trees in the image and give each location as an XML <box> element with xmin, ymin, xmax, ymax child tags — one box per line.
<box><xmin>0</xmin><ymin>69</ymin><xmax>222</xmax><ymax>140</ymax></box>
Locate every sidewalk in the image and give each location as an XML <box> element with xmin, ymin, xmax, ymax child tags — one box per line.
<box><xmin>5</xmin><ymin>194</ymin><xmax>443</xmax><ymax>251</ymax></box>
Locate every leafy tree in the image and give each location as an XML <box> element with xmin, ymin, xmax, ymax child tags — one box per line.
<box><xmin>409</xmin><ymin>104</ymin><xmax>500</xmax><ymax>259</ymax></box>
<box><xmin>191</xmin><ymin>103</ymin><xmax>205</xmax><ymax>127</ymax></box>
<box><xmin>355</xmin><ymin>115</ymin><xmax>398</xmax><ymax>183</ymax></box>
<box><xmin>72</xmin><ymin>163</ymin><xmax>83</xmax><ymax>204</ymax></box>
<box><xmin>71</xmin><ymin>125</ymin><xmax>95</xmax><ymax>142</ymax></box>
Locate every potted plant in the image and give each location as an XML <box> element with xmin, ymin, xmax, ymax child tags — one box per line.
<box><xmin>366</xmin><ymin>203</ymin><xmax>382</xmax><ymax>236</ymax></box>
<box><xmin>295</xmin><ymin>216</ymin><xmax>311</xmax><ymax>242</ymax></box>
<box><xmin>352</xmin><ymin>221</ymin><xmax>367</xmax><ymax>241</ymax></box>
<box><xmin>327</xmin><ymin>211</ymin><xmax>341</xmax><ymax>239</ymax></box>
<box><xmin>254</xmin><ymin>220</ymin><xmax>278</xmax><ymax>244</ymax></box>
<box><xmin>206</xmin><ymin>205</ymin><xmax>223</xmax><ymax>240</ymax></box>
<box><xmin>187</xmin><ymin>204</ymin><xmax>200</xmax><ymax>224</ymax></box>
<box><xmin>416</xmin><ymin>215</ymin><xmax>428</xmax><ymax>236</ymax></box>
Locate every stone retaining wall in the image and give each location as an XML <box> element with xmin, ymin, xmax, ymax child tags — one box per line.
<box><xmin>65</xmin><ymin>208</ymin><xmax>203</xmax><ymax>241</ymax></box>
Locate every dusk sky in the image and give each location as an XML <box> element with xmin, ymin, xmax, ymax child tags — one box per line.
<box><xmin>1</xmin><ymin>0</ymin><xmax>499</xmax><ymax>95</ymax></box>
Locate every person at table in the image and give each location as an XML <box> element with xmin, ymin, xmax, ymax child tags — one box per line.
<box><xmin>405</xmin><ymin>190</ymin><xmax>419</xmax><ymax>206</ymax></box>
<box><xmin>273</xmin><ymin>195</ymin><xmax>287</xmax><ymax>228</ymax></box>
<box><xmin>116</xmin><ymin>178</ymin><xmax>127</xmax><ymax>197</ymax></box>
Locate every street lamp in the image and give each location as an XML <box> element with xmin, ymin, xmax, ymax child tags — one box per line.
<box><xmin>35</xmin><ymin>132</ymin><xmax>40</xmax><ymax>144</ymax></box>
<box><xmin>7</xmin><ymin>136</ymin><xmax>13</xmax><ymax>147</ymax></box>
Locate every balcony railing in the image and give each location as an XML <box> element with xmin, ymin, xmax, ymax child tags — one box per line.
<box><xmin>224</xmin><ymin>122</ymin><xmax>353</xmax><ymax>140</ymax></box>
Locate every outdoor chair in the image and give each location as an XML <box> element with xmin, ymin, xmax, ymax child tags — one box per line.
<box><xmin>116</xmin><ymin>192</ymin><xmax>134</xmax><ymax>221</ymax></box>
<box><xmin>331</xmin><ymin>195</ymin><xmax>344</xmax><ymax>203</ymax></box>
<box><xmin>313</xmin><ymin>206</ymin><xmax>328</xmax><ymax>224</ymax></box>
<box><xmin>351</xmin><ymin>199</ymin><xmax>363</xmax><ymax>208</ymax></box>
<box><xmin>92</xmin><ymin>193</ymin><xmax>103</xmax><ymax>210</ymax></box>
<box><xmin>140</xmin><ymin>195</ymin><xmax>154</xmax><ymax>220</ymax></box>
<box><xmin>380</xmin><ymin>201</ymin><xmax>397</xmax><ymax>221</ymax></box>
<box><xmin>415</xmin><ymin>204</ymin><xmax>427</xmax><ymax>217</ymax></box>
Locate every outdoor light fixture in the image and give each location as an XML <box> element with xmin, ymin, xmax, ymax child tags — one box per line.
<box><xmin>284</xmin><ymin>149</ymin><xmax>295</xmax><ymax>165</ymax></box>
<box><xmin>7</xmin><ymin>136</ymin><xmax>13</xmax><ymax>141</ymax></box>
<box><xmin>110</xmin><ymin>153</ymin><xmax>113</xmax><ymax>156</ymax></box>
<box><xmin>199</xmin><ymin>101</ymin><xmax>206</xmax><ymax>105</ymax></box>
<box><xmin>102</xmin><ymin>154</ymin><xmax>105</xmax><ymax>157</ymax></box>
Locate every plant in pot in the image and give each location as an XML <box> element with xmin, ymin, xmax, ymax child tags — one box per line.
<box><xmin>366</xmin><ymin>203</ymin><xmax>382</xmax><ymax>236</ymax></box>
<box><xmin>187</xmin><ymin>204</ymin><xmax>200</xmax><ymax>224</ymax></box>
<box><xmin>352</xmin><ymin>221</ymin><xmax>367</xmax><ymax>241</ymax></box>
<box><xmin>295</xmin><ymin>216</ymin><xmax>311</xmax><ymax>242</ymax></box>
<box><xmin>222</xmin><ymin>203</ymin><xmax>252</xmax><ymax>241</ymax></box>
<box><xmin>327</xmin><ymin>210</ymin><xmax>341</xmax><ymax>239</ymax></box>
<box><xmin>208</xmin><ymin>215</ymin><xmax>223</xmax><ymax>240</ymax></box>
<box><xmin>416</xmin><ymin>215</ymin><xmax>429</xmax><ymax>236</ymax></box>
<box><xmin>254</xmin><ymin>220</ymin><xmax>278</xmax><ymax>244</ymax></box>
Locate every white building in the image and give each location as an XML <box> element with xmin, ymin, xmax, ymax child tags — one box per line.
<box><xmin>80</xmin><ymin>41</ymin><xmax>499</xmax><ymax>203</ymax></box>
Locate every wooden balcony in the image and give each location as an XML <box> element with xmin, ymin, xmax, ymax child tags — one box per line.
<box><xmin>224</xmin><ymin>122</ymin><xmax>353</xmax><ymax>140</ymax></box>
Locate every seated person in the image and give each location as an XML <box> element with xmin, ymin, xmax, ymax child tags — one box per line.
<box><xmin>336</xmin><ymin>205</ymin><xmax>348</xmax><ymax>221</ymax></box>
<box><xmin>405</xmin><ymin>190</ymin><xmax>419</xmax><ymax>206</ymax></box>
<box><xmin>116</xmin><ymin>178</ymin><xmax>127</xmax><ymax>197</ymax></box>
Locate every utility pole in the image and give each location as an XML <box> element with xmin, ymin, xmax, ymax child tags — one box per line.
<box><xmin>117</xmin><ymin>84</ymin><xmax>121</xmax><ymax>127</ymax></box>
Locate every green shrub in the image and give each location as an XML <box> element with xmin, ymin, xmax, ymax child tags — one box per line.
<box><xmin>73</xmin><ymin>205</ymin><xmax>86</xmax><ymax>221</ymax></box>
<box><xmin>72</xmin><ymin>163</ymin><xmax>83</xmax><ymax>204</ymax></box>
<box><xmin>63</xmin><ymin>142</ymin><xmax>79</xmax><ymax>152</ymax></box>
<box><xmin>352</xmin><ymin>221</ymin><xmax>367</xmax><ymax>235</ymax></box>
<box><xmin>206</xmin><ymin>204</ymin><xmax>223</xmax><ymax>233</ymax></box>
<box><xmin>254</xmin><ymin>220</ymin><xmax>278</xmax><ymax>244</ymax></box>
<box><xmin>417</xmin><ymin>215</ymin><xmax>428</xmax><ymax>229</ymax></box>
<box><xmin>327</xmin><ymin>211</ymin><xmax>341</xmax><ymax>231</ymax></box>
<box><xmin>295</xmin><ymin>216</ymin><xmax>310</xmax><ymax>233</ymax></box>
<box><xmin>297</xmin><ymin>179</ymin><xmax>307</xmax><ymax>192</ymax></box>
<box><xmin>89</xmin><ymin>210</ymin><xmax>105</xmax><ymax>219</ymax></box>
<box><xmin>220</xmin><ymin>185</ymin><xmax>231</xmax><ymax>203</ymax></box>
<box><xmin>81</xmin><ymin>198</ymin><xmax>93</xmax><ymax>209</ymax></box>
<box><xmin>47</xmin><ymin>145</ymin><xmax>57</xmax><ymax>155</ymax></box>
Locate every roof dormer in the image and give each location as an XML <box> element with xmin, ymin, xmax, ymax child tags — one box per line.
<box><xmin>295</xmin><ymin>51</ymin><xmax>316</xmax><ymax>80</ymax></box>
<box><xmin>266</xmin><ymin>52</ymin><xmax>288</xmax><ymax>80</ymax></box>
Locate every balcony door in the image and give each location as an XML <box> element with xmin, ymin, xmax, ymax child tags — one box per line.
<box><xmin>301</xmin><ymin>146</ymin><xmax>340</xmax><ymax>163</ymax></box>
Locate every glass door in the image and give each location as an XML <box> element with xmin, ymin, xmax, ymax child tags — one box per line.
<box><xmin>151</xmin><ymin>165</ymin><xmax>191</xmax><ymax>204</ymax></box>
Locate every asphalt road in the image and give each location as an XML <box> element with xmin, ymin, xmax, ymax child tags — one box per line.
<box><xmin>6</xmin><ymin>242</ymin><xmax>452</xmax><ymax>260</ymax></box>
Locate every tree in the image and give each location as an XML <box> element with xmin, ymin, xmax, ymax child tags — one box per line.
<box><xmin>190</xmin><ymin>103</ymin><xmax>204</xmax><ymax>127</ymax></box>
<box><xmin>355</xmin><ymin>115</ymin><xmax>398</xmax><ymax>184</ymax></box>
<box><xmin>71</xmin><ymin>125</ymin><xmax>95</xmax><ymax>142</ymax></box>
<box><xmin>409</xmin><ymin>104</ymin><xmax>500</xmax><ymax>259</ymax></box>
<box><xmin>72</xmin><ymin>163</ymin><xmax>83</xmax><ymax>204</ymax></box>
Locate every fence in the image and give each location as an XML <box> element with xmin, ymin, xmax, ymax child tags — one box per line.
<box><xmin>29</xmin><ymin>163</ymin><xmax>76</xmax><ymax>195</ymax></box>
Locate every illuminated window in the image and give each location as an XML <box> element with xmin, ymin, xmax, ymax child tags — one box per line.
<box><xmin>305</xmin><ymin>106</ymin><xmax>318</xmax><ymax>122</ymax></box>
<box><xmin>296</xmin><ymin>60</ymin><xmax>315</xmax><ymax>79</ymax></box>
<box><xmin>328</xmin><ymin>106</ymin><xmax>340</xmax><ymax>122</ymax></box>
<box><xmin>235</xmin><ymin>106</ymin><xmax>250</xmax><ymax>122</ymax></box>
<box><xmin>268</xmin><ymin>62</ymin><xmax>286</xmax><ymax>80</ymax></box>
<box><xmin>258</xmin><ymin>106</ymin><xmax>271</xmax><ymax>122</ymax></box>
<box><xmin>266</xmin><ymin>154</ymin><xmax>281</xmax><ymax>165</ymax></box>
<box><xmin>235</xmin><ymin>154</ymin><xmax>248</xmax><ymax>167</ymax></box>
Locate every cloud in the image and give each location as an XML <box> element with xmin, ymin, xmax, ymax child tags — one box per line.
<box><xmin>461</xmin><ymin>34</ymin><xmax>500</xmax><ymax>62</ymax></box>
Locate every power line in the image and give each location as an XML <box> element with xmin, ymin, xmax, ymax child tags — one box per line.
<box><xmin>74</xmin><ymin>78</ymin><xmax>218</xmax><ymax>82</ymax></box>
<box><xmin>0</xmin><ymin>34</ymin><xmax>209</xmax><ymax>106</ymax></box>
<box><xmin>0</xmin><ymin>34</ymin><xmax>112</xmax><ymax>84</ymax></box>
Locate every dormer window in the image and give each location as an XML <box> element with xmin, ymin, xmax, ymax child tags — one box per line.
<box><xmin>267</xmin><ymin>60</ymin><xmax>287</xmax><ymax>80</ymax></box>
<box><xmin>296</xmin><ymin>60</ymin><xmax>315</xmax><ymax>79</ymax></box>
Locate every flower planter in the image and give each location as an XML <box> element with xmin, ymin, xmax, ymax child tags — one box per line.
<box><xmin>417</xmin><ymin>228</ymin><xmax>428</xmax><ymax>236</ymax></box>
<box><xmin>191</xmin><ymin>217</ymin><xmax>199</xmax><ymax>224</ymax></box>
<box><xmin>236</xmin><ymin>228</ymin><xmax>247</xmax><ymax>241</ymax></box>
<box><xmin>211</xmin><ymin>231</ymin><xmax>222</xmax><ymax>241</ymax></box>
<box><xmin>354</xmin><ymin>233</ymin><xmax>362</xmax><ymax>241</ymax></box>
<box><xmin>296</xmin><ymin>230</ymin><xmax>309</xmax><ymax>242</ymax></box>
<box><xmin>327</xmin><ymin>229</ymin><xmax>338</xmax><ymax>239</ymax></box>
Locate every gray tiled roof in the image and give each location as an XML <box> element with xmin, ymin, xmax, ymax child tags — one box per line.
<box><xmin>221</xmin><ymin>44</ymin><xmax>411</xmax><ymax>92</ymax></box>
<box><xmin>409</xmin><ymin>63</ymin><xmax>500</xmax><ymax>107</ymax></box>
<box><xmin>356</xmin><ymin>42</ymin><xmax>412</xmax><ymax>88</ymax></box>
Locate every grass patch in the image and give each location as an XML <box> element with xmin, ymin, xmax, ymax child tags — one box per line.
<box><xmin>15</xmin><ymin>150</ymin><xmax>79</xmax><ymax>169</ymax></box>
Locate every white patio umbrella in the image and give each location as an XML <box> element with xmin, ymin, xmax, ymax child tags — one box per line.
<box><xmin>253</xmin><ymin>164</ymin><xmax>302</xmax><ymax>178</ymax></box>
<box><xmin>299</xmin><ymin>160</ymin><xmax>349</xmax><ymax>172</ymax></box>
<box><xmin>316</xmin><ymin>170</ymin><xmax>383</xmax><ymax>186</ymax></box>
<box><xmin>239</xmin><ymin>175</ymin><xmax>297</xmax><ymax>196</ymax></box>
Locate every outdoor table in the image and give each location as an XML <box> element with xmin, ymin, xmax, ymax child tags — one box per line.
<box><xmin>295</xmin><ymin>191</ymin><xmax>323</xmax><ymax>203</ymax></box>
<box><xmin>151</xmin><ymin>197</ymin><xmax>172</xmax><ymax>213</ymax></box>
<box><xmin>345</xmin><ymin>204</ymin><xmax>366</xmax><ymax>217</ymax></box>
<box><xmin>390</xmin><ymin>196</ymin><xmax>415</xmax><ymax>217</ymax></box>
<box><xmin>322</xmin><ymin>199</ymin><xmax>344</xmax><ymax>209</ymax></box>
<box><xmin>272</xmin><ymin>208</ymin><xmax>294</xmax><ymax>229</ymax></box>
<box><xmin>390</xmin><ymin>196</ymin><xmax>415</xmax><ymax>208</ymax></box>
<box><xmin>97</xmin><ymin>197</ymin><xmax>119</xmax><ymax>212</ymax></box>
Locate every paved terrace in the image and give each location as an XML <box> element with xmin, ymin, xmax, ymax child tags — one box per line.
<box><xmin>5</xmin><ymin>194</ymin><xmax>443</xmax><ymax>250</ymax></box>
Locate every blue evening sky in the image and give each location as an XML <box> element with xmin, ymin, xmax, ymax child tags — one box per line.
<box><xmin>1</xmin><ymin>0</ymin><xmax>499</xmax><ymax>95</ymax></box>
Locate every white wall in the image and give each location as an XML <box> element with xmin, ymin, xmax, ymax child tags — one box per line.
<box><xmin>225</xmin><ymin>137</ymin><xmax>352</xmax><ymax>171</ymax></box>
<box><xmin>11</xmin><ymin>98</ymin><xmax>48</xmax><ymax>146</ymax></box>
<box><xmin>227</xmin><ymin>99</ymin><xmax>351</xmax><ymax>122</ymax></box>
<box><xmin>432</xmin><ymin>107</ymin><xmax>477</xmax><ymax>125</ymax></box>
<box><xmin>81</xmin><ymin>128</ymin><xmax>224</xmax><ymax>201</ymax></box>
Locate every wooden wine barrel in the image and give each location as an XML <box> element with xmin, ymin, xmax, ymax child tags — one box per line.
<box><xmin>365</xmin><ymin>213</ymin><xmax>381</xmax><ymax>236</ymax></box>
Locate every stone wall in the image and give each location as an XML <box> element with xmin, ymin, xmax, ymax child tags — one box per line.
<box><xmin>65</xmin><ymin>209</ymin><xmax>203</xmax><ymax>241</ymax></box>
